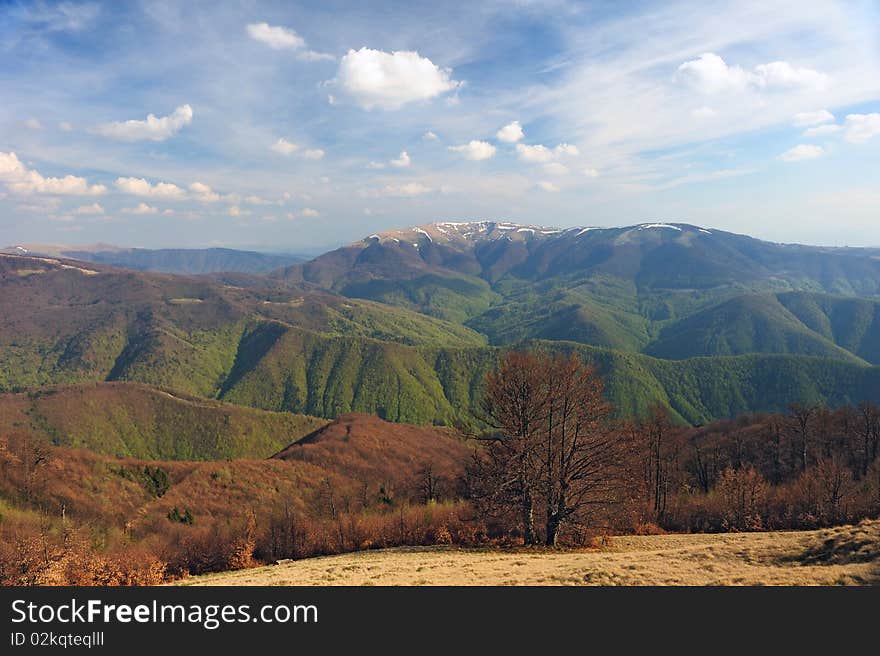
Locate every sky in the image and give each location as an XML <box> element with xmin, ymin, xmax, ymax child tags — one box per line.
<box><xmin>1</xmin><ymin>0</ymin><xmax>879</xmax><ymax>252</ymax></box>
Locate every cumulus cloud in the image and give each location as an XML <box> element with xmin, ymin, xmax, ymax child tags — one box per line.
<box><xmin>448</xmin><ymin>140</ymin><xmax>496</xmax><ymax>160</ymax></box>
<box><xmin>778</xmin><ymin>144</ymin><xmax>824</xmax><ymax>162</ymax></box>
<box><xmin>422</xmin><ymin>131</ymin><xmax>438</xmax><ymax>141</ymax></box>
<box><xmin>270</xmin><ymin>139</ymin><xmax>323</xmax><ymax>159</ymax></box>
<box><xmin>246</xmin><ymin>22</ymin><xmax>305</xmax><ymax>50</ymax></box>
<box><xmin>752</xmin><ymin>61</ymin><xmax>828</xmax><ymax>90</ymax></box>
<box><xmin>246</xmin><ymin>22</ymin><xmax>333</xmax><ymax>61</ymax></box>
<box><xmin>73</xmin><ymin>203</ymin><xmax>104</xmax><ymax>215</ymax></box>
<box><xmin>300</xmin><ymin>207</ymin><xmax>320</xmax><ymax>217</ymax></box>
<box><xmin>793</xmin><ymin>110</ymin><xmax>834</xmax><ymax>127</ymax></box>
<box><xmin>516</xmin><ymin>143</ymin><xmax>579</xmax><ymax>163</ymax></box>
<box><xmin>496</xmin><ymin>120</ymin><xmax>524</xmax><ymax>143</ymax></box>
<box><xmin>93</xmin><ymin>104</ymin><xmax>193</xmax><ymax>141</ymax></box>
<box><xmin>58</xmin><ymin>121</ymin><xmax>73</xmax><ymax>132</ymax></box>
<box><xmin>677</xmin><ymin>53</ymin><xmax>827</xmax><ymax>93</ymax></box>
<box><xmin>115</xmin><ymin>177</ymin><xmax>186</xmax><ymax>199</ymax></box>
<box><xmin>390</xmin><ymin>151</ymin><xmax>411</xmax><ymax>168</ymax></box>
<box><xmin>843</xmin><ymin>113</ymin><xmax>880</xmax><ymax>144</ymax></box>
<box><xmin>270</xmin><ymin>138</ymin><xmax>298</xmax><ymax>155</ymax></box>
<box><xmin>24</xmin><ymin>118</ymin><xmax>42</xmax><ymax>130</ymax></box>
<box><xmin>537</xmin><ymin>181</ymin><xmax>560</xmax><ymax>192</ymax></box>
<box><xmin>334</xmin><ymin>48</ymin><xmax>460</xmax><ymax>110</ymax></box>
<box><xmin>583</xmin><ymin>168</ymin><xmax>599</xmax><ymax>178</ymax></box>
<box><xmin>189</xmin><ymin>181</ymin><xmax>221</xmax><ymax>202</ymax></box>
<box><xmin>0</xmin><ymin>151</ymin><xmax>106</xmax><ymax>196</ymax></box>
<box><xmin>123</xmin><ymin>202</ymin><xmax>158</xmax><ymax>215</ymax></box>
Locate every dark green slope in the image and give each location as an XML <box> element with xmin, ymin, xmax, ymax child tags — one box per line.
<box><xmin>645</xmin><ymin>294</ymin><xmax>866</xmax><ymax>363</ymax></box>
<box><xmin>777</xmin><ymin>292</ymin><xmax>880</xmax><ymax>364</ymax></box>
<box><xmin>214</xmin><ymin>327</ymin><xmax>880</xmax><ymax>426</ymax></box>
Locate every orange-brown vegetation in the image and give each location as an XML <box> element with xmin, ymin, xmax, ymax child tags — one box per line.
<box><xmin>0</xmin><ymin>414</ymin><xmax>476</xmax><ymax>585</ymax></box>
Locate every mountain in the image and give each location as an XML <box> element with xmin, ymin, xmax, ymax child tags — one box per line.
<box><xmin>271</xmin><ymin>221</ymin><xmax>880</xmax><ymax>360</ymax></box>
<box><xmin>3</xmin><ymin>222</ymin><xmax>880</xmax><ymax>429</ymax></box>
<box><xmin>2</xmin><ymin>244</ymin><xmax>304</xmax><ymax>274</ymax></box>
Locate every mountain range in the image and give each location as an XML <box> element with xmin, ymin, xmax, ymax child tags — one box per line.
<box><xmin>2</xmin><ymin>220</ymin><xmax>879</xmax><ymax>427</ymax></box>
<box><xmin>1</xmin><ymin>244</ymin><xmax>305</xmax><ymax>274</ymax></box>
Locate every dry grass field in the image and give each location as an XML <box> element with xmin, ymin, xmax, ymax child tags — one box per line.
<box><xmin>179</xmin><ymin>518</ymin><xmax>880</xmax><ymax>586</ymax></box>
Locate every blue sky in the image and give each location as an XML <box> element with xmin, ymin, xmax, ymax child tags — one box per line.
<box><xmin>1</xmin><ymin>0</ymin><xmax>879</xmax><ymax>251</ymax></box>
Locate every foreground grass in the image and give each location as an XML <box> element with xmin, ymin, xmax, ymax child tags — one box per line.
<box><xmin>178</xmin><ymin>519</ymin><xmax>879</xmax><ymax>586</ymax></box>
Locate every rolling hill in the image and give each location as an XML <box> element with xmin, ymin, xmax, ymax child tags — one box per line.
<box><xmin>0</xmin><ymin>382</ymin><xmax>326</xmax><ymax>460</ymax></box>
<box><xmin>3</xmin><ymin>221</ymin><xmax>880</xmax><ymax>428</ymax></box>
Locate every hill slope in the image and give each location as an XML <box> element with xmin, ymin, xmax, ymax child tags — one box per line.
<box><xmin>0</xmin><ymin>382</ymin><xmax>326</xmax><ymax>460</ymax></box>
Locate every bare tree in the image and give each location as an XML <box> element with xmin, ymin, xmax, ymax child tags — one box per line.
<box><xmin>473</xmin><ymin>350</ymin><xmax>623</xmax><ymax>546</ymax></box>
<box><xmin>788</xmin><ymin>402</ymin><xmax>817</xmax><ymax>472</ymax></box>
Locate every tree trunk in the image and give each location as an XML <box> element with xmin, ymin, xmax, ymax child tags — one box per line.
<box><xmin>522</xmin><ymin>497</ymin><xmax>536</xmax><ymax>546</ymax></box>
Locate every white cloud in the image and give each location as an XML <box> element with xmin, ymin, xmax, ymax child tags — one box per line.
<box><xmin>270</xmin><ymin>138</ymin><xmax>298</xmax><ymax>155</ymax></box>
<box><xmin>691</xmin><ymin>106</ymin><xmax>716</xmax><ymax>119</ymax></box>
<box><xmin>803</xmin><ymin>124</ymin><xmax>842</xmax><ymax>137</ymax></box>
<box><xmin>537</xmin><ymin>181</ymin><xmax>560</xmax><ymax>192</ymax></box>
<box><xmin>516</xmin><ymin>143</ymin><xmax>553</xmax><ymax>162</ymax></box>
<box><xmin>496</xmin><ymin>120</ymin><xmax>524</xmax><ymax>143</ymax></box>
<box><xmin>448</xmin><ymin>140</ymin><xmax>496</xmax><ymax>161</ymax></box>
<box><xmin>227</xmin><ymin>205</ymin><xmax>250</xmax><ymax>217</ymax></box>
<box><xmin>115</xmin><ymin>177</ymin><xmax>186</xmax><ymax>199</ymax></box>
<box><xmin>58</xmin><ymin>121</ymin><xmax>73</xmax><ymax>132</ymax></box>
<box><xmin>367</xmin><ymin>161</ymin><xmax>385</xmax><ymax>170</ymax></box>
<box><xmin>244</xmin><ymin>195</ymin><xmax>270</xmax><ymax>205</ymax></box>
<box><xmin>123</xmin><ymin>202</ymin><xmax>158</xmax><ymax>215</ymax></box>
<box><xmin>24</xmin><ymin>118</ymin><xmax>42</xmax><ymax>130</ymax></box>
<box><xmin>73</xmin><ymin>203</ymin><xmax>104</xmax><ymax>215</ymax></box>
<box><xmin>422</xmin><ymin>131</ymin><xmax>438</xmax><ymax>141</ymax></box>
<box><xmin>246</xmin><ymin>22</ymin><xmax>332</xmax><ymax>61</ymax></box>
<box><xmin>752</xmin><ymin>61</ymin><xmax>828</xmax><ymax>90</ymax></box>
<box><xmin>334</xmin><ymin>48</ymin><xmax>460</xmax><ymax>110</ymax></box>
<box><xmin>677</xmin><ymin>53</ymin><xmax>827</xmax><ymax>93</ymax></box>
<box><xmin>543</xmin><ymin>162</ymin><xmax>569</xmax><ymax>176</ymax></box>
<box><xmin>843</xmin><ymin>113</ymin><xmax>880</xmax><ymax>144</ymax></box>
<box><xmin>778</xmin><ymin>144</ymin><xmax>824</xmax><ymax>162</ymax></box>
<box><xmin>380</xmin><ymin>182</ymin><xmax>432</xmax><ymax>197</ymax></box>
<box><xmin>554</xmin><ymin>143</ymin><xmax>579</xmax><ymax>157</ymax></box>
<box><xmin>92</xmin><ymin>104</ymin><xmax>193</xmax><ymax>141</ymax></box>
<box><xmin>246</xmin><ymin>22</ymin><xmax>305</xmax><ymax>50</ymax></box>
<box><xmin>793</xmin><ymin>110</ymin><xmax>834</xmax><ymax>127</ymax></box>
<box><xmin>0</xmin><ymin>151</ymin><xmax>106</xmax><ymax>196</ymax></box>
<box><xmin>676</xmin><ymin>53</ymin><xmax>750</xmax><ymax>93</ymax></box>
<box><xmin>301</xmin><ymin>207</ymin><xmax>320</xmax><ymax>217</ymax></box>
<box><xmin>302</xmin><ymin>148</ymin><xmax>325</xmax><ymax>160</ymax></box>
<box><xmin>390</xmin><ymin>151</ymin><xmax>411</xmax><ymax>168</ymax></box>
<box><xmin>516</xmin><ymin>143</ymin><xmax>578</xmax><ymax>162</ymax></box>
<box><xmin>189</xmin><ymin>181</ymin><xmax>221</xmax><ymax>202</ymax></box>
<box><xmin>583</xmin><ymin>168</ymin><xmax>600</xmax><ymax>178</ymax></box>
